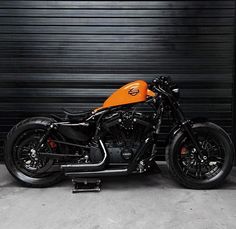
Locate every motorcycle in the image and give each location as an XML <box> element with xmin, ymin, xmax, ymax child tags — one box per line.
<box><xmin>4</xmin><ymin>76</ymin><xmax>234</xmax><ymax>189</ymax></box>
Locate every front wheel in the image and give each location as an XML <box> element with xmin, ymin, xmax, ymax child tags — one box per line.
<box><xmin>166</xmin><ymin>122</ymin><xmax>234</xmax><ymax>189</ymax></box>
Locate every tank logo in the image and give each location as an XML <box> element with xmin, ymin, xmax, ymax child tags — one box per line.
<box><xmin>128</xmin><ymin>87</ymin><xmax>139</xmax><ymax>96</ymax></box>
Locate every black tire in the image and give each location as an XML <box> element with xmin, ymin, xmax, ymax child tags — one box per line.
<box><xmin>4</xmin><ymin>117</ymin><xmax>64</xmax><ymax>188</ymax></box>
<box><xmin>166</xmin><ymin>122</ymin><xmax>234</xmax><ymax>189</ymax></box>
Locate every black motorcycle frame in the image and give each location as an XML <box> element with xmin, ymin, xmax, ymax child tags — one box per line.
<box><xmin>33</xmin><ymin>77</ymin><xmax>206</xmax><ymax>175</ymax></box>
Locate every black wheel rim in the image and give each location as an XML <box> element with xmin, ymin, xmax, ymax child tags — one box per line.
<box><xmin>177</xmin><ymin>130</ymin><xmax>226</xmax><ymax>182</ymax></box>
<box><xmin>12</xmin><ymin>129</ymin><xmax>54</xmax><ymax>178</ymax></box>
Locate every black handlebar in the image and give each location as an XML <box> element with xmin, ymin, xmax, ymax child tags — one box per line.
<box><xmin>149</xmin><ymin>76</ymin><xmax>172</xmax><ymax>91</ymax></box>
<box><xmin>149</xmin><ymin>76</ymin><xmax>179</xmax><ymax>99</ymax></box>
<box><xmin>153</xmin><ymin>76</ymin><xmax>172</xmax><ymax>86</ymax></box>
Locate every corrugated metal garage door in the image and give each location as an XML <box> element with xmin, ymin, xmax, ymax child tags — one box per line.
<box><xmin>0</xmin><ymin>1</ymin><xmax>235</xmax><ymax>159</ymax></box>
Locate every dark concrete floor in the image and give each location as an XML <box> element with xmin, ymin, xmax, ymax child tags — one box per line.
<box><xmin>0</xmin><ymin>163</ymin><xmax>236</xmax><ymax>229</ymax></box>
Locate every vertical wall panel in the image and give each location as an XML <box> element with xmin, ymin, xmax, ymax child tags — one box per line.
<box><xmin>0</xmin><ymin>1</ymin><xmax>235</xmax><ymax>159</ymax></box>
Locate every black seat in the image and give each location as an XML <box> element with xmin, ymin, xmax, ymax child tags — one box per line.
<box><xmin>62</xmin><ymin>108</ymin><xmax>91</xmax><ymax>121</ymax></box>
<box><xmin>63</xmin><ymin>108</ymin><xmax>90</xmax><ymax>117</ymax></box>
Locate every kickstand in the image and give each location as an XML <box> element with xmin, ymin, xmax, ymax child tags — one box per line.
<box><xmin>72</xmin><ymin>178</ymin><xmax>102</xmax><ymax>193</ymax></box>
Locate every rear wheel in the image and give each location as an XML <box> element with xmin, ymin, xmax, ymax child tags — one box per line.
<box><xmin>166</xmin><ymin>122</ymin><xmax>234</xmax><ymax>189</ymax></box>
<box><xmin>4</xmin><ymin>117</ymin><xmax>64</xmax><ymax>187</ymax></box>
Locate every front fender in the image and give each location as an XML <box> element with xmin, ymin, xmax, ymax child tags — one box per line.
<box><xmin>166</xmin><ymin>117</ymin><xmax>208</xmax><ymax>145</ymax></box>
<box><xmin>165</xmin><ymin>119</ymin><xmax>235</xmax><ymax>163</ymax></box>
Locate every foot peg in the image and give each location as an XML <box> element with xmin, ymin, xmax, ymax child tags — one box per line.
<box><xmin>72</xmin><ymin>178</ymin><xmax>101</xmax><ymax>193</ymax></box>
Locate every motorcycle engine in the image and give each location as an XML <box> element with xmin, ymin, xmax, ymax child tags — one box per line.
<box><xmin>90</xmin><ymin>110</ymin><xmax>154</xmax><ymax>164</ymax></box>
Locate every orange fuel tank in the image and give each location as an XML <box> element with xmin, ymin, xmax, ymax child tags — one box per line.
<box><xmin>97</xmin><ymin>80</ymin><xmax>155</xmax><ymax>110</ymax></box>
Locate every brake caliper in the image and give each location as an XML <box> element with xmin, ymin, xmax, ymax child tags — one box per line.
<box><xmin>47</xmin><ymin>138</ymin><xmax>57</xmax><ymax>149</ymax></box>
<box><xmin>180</xmin><ymin>146</ymin><xmax>189</xmax><ymax>155</ymax></box>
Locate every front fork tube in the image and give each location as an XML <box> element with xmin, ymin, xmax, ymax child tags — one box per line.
<box><xmin>173</xmin><ymin>101</ymin><xmax>204</xmax><ymax>158</ymax></box>
<box><xmin>181</xmin><ymin>121</ymin><xmax>204</xmax><ymax>158</ymax></box>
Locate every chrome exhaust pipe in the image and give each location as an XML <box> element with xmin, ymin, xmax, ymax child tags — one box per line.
<box><xmin>65</xmin><ymin>168</ymin><xmax>128</xmax><ymax>178</ymax></box>
<box><xmin>61</xmin><ymin>139</ymin><xmax>108</xmax><ymax>172</ymax></box>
